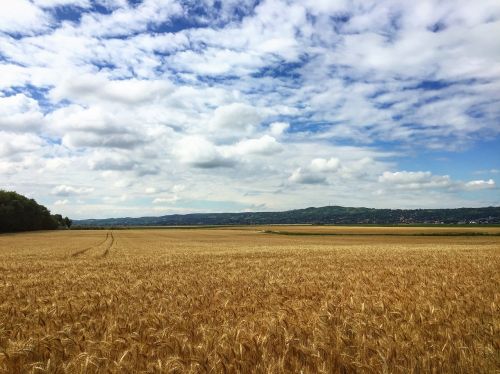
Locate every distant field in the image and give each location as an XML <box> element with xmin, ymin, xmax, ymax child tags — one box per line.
<box><xmin>257</xmin><ymin>225</ymin><xmax>500</xmax><ymax>236</ymax></box>
<box><xmin>0</xmin><ymin>228</ymin><xmax>498</xmax><ymax>372</ymax></box>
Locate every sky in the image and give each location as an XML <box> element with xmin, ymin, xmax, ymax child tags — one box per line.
<box><xmin>0</xmin><ymin>0</ymin><xmax>499</xmax><ymax>219</ymax></box>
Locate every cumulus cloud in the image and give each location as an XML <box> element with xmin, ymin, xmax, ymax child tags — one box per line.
<box><xmin>289</xmin><ymin>158</ymin><xmax>342</xmax><ymax>185</ymax></box>
<box><xmin>378</xmin><ymin>171</ymin><xmax>453</xmax><ymax>189</ymax></box>
<box><xmin>175</xmin><ymin>134</ymin><xmax>283</xmax><ymax>169</ymax></box>
<box><xmin>289</xmin><ymin>168</ymin><xmax>327</xmax><ymax>185</ymax></box>
<box><xmin>170</xmin><ymin>48</ymin><xmax>266</xmax><ymax>76</ymax></box>
<box><xmin>47</xmin><ymin>105</ymin><xmax>147</xmax><ymax>149</ymax></box>
<box><xmin>0</xmin><ymin>0</ymin><xmax>51</xmax><ymax>34</ymax></box>
<box><xmin>88</xmin><ymin>154</ymin><xmax>137</xmax><ymax>171</ymax></box>
<box><xmin>33</xmin><ymin>0</ymin><xmax>91</xmax><ymax>8</ymax></box>
<box><xmin>310</xmin><ymin>158</ymin><xmax>341</xmax><ymax>173</ymax></box>
<box><xmin>0</xmin><ymin>94</ymin><xmax>44</xmax><ymax>132</ymax></box>
<box><xmin>209</xmin><ymin>103</ymin><xmax>264</xmax><ymax>133</ymax></box>
<box><xmin>465</xmin><ymin>179</ymin><xmax>496</xmax><ymax>190</ymax></box>
<box><xmin>64</xmin><ymin>132</ymin><xmax>145</xmax><ymax>149</ymax></box>
<box><xmin>77</xmin><ymin>0</ymin><xmax>183</xmax><ymax>38</ymax></box>
<box><xmin>52</xmin><ymin>184</ymin><xmax>94</xmax><ymax>196</ymax></box>
<box><xmin>0</xmin><ymin>132</ymin><xmax>44</xmax><ymax>158</ymax></box>
<box><xmin>48</xmin><ymin>105</ymin><xmax>121</xmax><ymax>134</ymax></box>
<box><xmin>54</xmin><ymin>199</ymin><xmax>69</xmax><ymax>205</ymax></box>
<box><xmin>50</xmin><ymin>75</ymin><xmax>174</xmax><ymax>105</ymax></box>
<box><xmin>379</xmin><ymin>171</ymin><xmax>496</xmax><ymax>192</ymax></box>
<box><xmin>175</xmin><ymin>136</ymin><xmax>235</xmax><ymax>168</ymax></box>
<box><xmin>229</xmin><ymin>135</ymin><xmax>283</xmax><ymax>156</ymax></box>
<box><xmin>269</xmin><ymin>122</ymin><xmax>289</xmax><ymax>137</ymax></box>
<box><xmin>290</xmin><ymin>156</ymin><xmax>385</xmax><ymax>186</ymax></box>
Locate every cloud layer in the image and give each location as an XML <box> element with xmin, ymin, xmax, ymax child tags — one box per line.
<box><xmin>0</xmin><ymin>0</ymin><xmax>498</xmax><ymax>218</ymax></box>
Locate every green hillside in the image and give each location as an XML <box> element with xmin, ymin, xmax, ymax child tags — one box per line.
<box><xmin>74</xmin><ymin>205</ymin><xmax>500</xmax><ymax>227</ymax></box>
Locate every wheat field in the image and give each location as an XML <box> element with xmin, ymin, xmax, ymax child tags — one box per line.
<box><xmin>0</xmin><ymin>227</ymin><xmax>499</xmax><ymax>373</ymax></box>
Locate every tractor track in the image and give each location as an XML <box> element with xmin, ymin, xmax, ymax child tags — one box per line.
<box><xmin>101</xmin><ymin>232</ymin><xmax>115</xmax><ymax>257</ymax></box>
<box><xmin>70</xmin><ymin>232</ymin><xmax>110</xmax><ymax>257</ymax></box>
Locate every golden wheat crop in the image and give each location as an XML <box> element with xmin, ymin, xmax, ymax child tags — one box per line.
<box><xmin>0</xmin><ymin>227</ymin><xmax>498</xmax><ymax>373</ymax></box>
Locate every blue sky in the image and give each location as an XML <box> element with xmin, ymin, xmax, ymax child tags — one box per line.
<box><xmin>0</xmin><ymin>0</ymin><xmax>499</xmax><ymax>219</ymax></box>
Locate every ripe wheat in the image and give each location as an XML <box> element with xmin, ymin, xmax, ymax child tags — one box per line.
<box><xmin>0</xmin><ymin>227</ymin><xmax>498</xmax><ymax>373</ymax></box>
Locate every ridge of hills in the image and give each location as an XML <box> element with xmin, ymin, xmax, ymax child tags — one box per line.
<box><xmin>74</xmin><ymin>205</ymin><xmax>500</xmax><ymax>226</ymax></box>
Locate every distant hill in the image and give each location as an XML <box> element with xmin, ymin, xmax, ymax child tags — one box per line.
<box><xmin>0</xmin><ymin>190</ymin><xmax>71</xmax><ymax>233</ymax></box>
<box><xmin>73</xmin><ymin>205</ymin><xmax>500</xmax><ymax>227</ymax></box>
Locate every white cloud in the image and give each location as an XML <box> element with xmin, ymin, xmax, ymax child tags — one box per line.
<box><xmin>0</xmin><ymin>94</ymin><xmax>44</xmax><ymax>132</ymax></box>
<box><xmin>310</xmin><ymin>158</ymin><xmax>341</xmax><ymax>173</ymax></box>
<box><xmin>153</xmin><ymin>196</ymin><xmax>178</xmax><ymax>204</ymax></box>
<box><xmin>378</xmin><ymin>171</ymin><xmax>453</xmax><ymax>189</ymax></box>
<box><xmin>0</xmin><ymin>132</ymin><xmax>44</xmax><ymax>158</ymax></box>
<box><xmin>229</xmin><ymin>135</ymin><xmax>283</xmax><ymax>156</ymax></box>
<box><xmin>170</xmin><ymin>47</ymin><xmax>266</xmax><ymax>76</ymax></box>
<box><xmin>0</xmin><ymin>0</ymin><xmax>50</xmax><ymax>34</ymax></box>
<box><xmin>209</xmin><ymin>103</ymin><xmax>263</xmax><ymax>133</ymax></box>
<box><xmin>54</xmin><ymin>199</ymin><xmax>69</xmax><ymax>205</ymax></box>
<box><xmin>379</xmin><ymin>171</ymin><xmax>437</xmax><ymax>184</ymax></box>
<box><xmin>33</xmin><ymin>0</ymin><xmax>91</xmax><ymax>8</ymax></box>
<box><xmin>175</xmin><ymin>134</ymin><xmax>283</xmax><ymax>169</ymax></box>
<box><xmin>43</xmin><ymin>157</ymin><xmax>71</xmax><ymax>171</ymax></box>
<box><xmin>88</xmin><ymin>154</ymin><xmax>137</xmax><ymax>171</ymax></box>
<box><xmin>465</xmin><ymin>179</ymin><xmax>496</xmax><ymax>190</ymax></box>
<box><xmin>287</xmin><ymin>155</ymin><xmax>383</xmax><ymax>186</ymax></box>
<box><xmin>52</xmin><ymin>184</ymin><xmax>94</xmax><ymax>196</ymax></box>
<box><xmin>269</xmin><ymin>121</ymin><xmax>289</xmax><ymax>137</ymax></box>
<box><xmin>289</xmin><ymin>168</ymin><xmax>327</xmax><ymax>185</ymax></box>
<box><xmin>64</xmin><ymin>132</ymin><xmax>146</xmax><ymax>149</ymax></box>
<box><xmin>78</xmin><ymin>0</ymin><xmax>183</xmax><ymax>38</ymax></box>
<box><xmin>288</xmin><ymin>157</ymin><xmax>342</xmax><ymax>185</ymax></box>
<box><xmin>46</xmin><ymin>105</ymin><xmax>147</xmax><ymax>149</ymax></box>
<box><xmin>48</xmin><ymin>105</ymin><xmax>119</xmax><ymax>134</ymax></box>
<box><xmin>379</xmin><ymin>172</ymin><xmax>496</xmax><ymax>192</ymax></box>
<box><xmin>50</xmin><ymin>75</ymin><xmax>174</xmax><ymax>105</ymax></box>
<box><xmin>102</xmin><ymin>194</ymin><xmax>127</xmax><ymax>203</ymax></box>
<box><xmin>0</xmin><ymin>65</ymin><xmax>32</xmax><ymax>90</ymax></box>
<box><xmin>175</xmin><ymin>136</ymin><xmax>235</xmax><ymax>168</ymax></box>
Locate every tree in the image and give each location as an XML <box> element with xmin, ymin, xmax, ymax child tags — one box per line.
<box><xmin>0</xmin><ymin>190</ymin><xmax>60</xmax><ymax>233</ymax></box>
<box><xmin>64</xmin><ymin>217</ymin><xmax>72</xmax><ymax>228</ymax></box>
<box><xmin>53</xmin><ymin>214</ymin><xmax>64</xmax><ymax>227</ymax></box>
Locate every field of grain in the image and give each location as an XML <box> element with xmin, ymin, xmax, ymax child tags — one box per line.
<box><xmin>255</xmin><ymin>224</ymin><xmax>500</xmax><ymax>235</ymax></box>
<box><xmin>0</xmin><ymin>228</ymin><xmax>498</xmax><ymax>373</ymax></box>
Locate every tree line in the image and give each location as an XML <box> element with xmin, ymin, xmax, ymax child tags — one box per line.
<box><xmin>0</xmin><ymin>190</ymin><xmax>71</xmax><ymax>233</ymax></box>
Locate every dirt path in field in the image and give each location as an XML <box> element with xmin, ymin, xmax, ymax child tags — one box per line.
<box><xmin>101</xmin><ymin>231</ymin><xmax>115</xmax><ymax>257</ymax></box>
<box><xmin>70</xmin><ymin>232</ymin><xmax>111</xmax><ymax>257</ymax></box>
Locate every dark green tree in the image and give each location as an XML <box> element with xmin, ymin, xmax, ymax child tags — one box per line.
<box><xmin>52</xmin><ymin>214</ymin><xmax>64</xmax><ymax>227</ymax></box>
<box><xmin>0</xmin><ymin>190</ymin><xmax>60</xmax><ymax>232</ymax></box>
<box><xmin>64</xmin><ymin>216</ymin><xmax>72</xmax><ymax>228</ymax></box>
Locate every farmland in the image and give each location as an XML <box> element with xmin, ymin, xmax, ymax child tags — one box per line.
<box><xmin>0</xmin><ymin>227</ymin><xmax>499</xmax><ymax>373</ymax></box>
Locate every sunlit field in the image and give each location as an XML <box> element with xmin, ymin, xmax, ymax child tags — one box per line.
<box><xmin>0</xmin><ymin>227</ymin><xmax>499</xmax><ymax>373</ymax></box>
